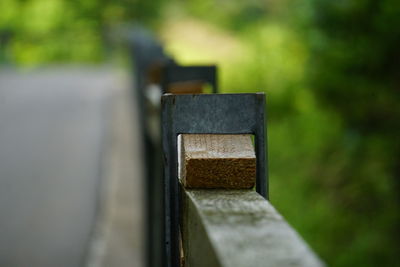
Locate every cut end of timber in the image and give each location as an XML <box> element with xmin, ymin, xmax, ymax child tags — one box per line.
<box><xmin>179</xmin><ymin>134</ymin><xmax>256</xmax><ymax>189</ymax></box>
<box><xmin>167</xmin><ymin>81</ymin><xmax>204</xmax><ymax>94</ymax></box>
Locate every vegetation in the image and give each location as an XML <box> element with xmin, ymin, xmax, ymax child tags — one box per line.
<box><xmin>0</xmin><ymin>0</ymin><xmax>165</xmax><ymax>64</ymax></box>
<box><xmin>1</xmin><ymin>0</ymin><xmax>398</xmax><ymax>266</ymax></box>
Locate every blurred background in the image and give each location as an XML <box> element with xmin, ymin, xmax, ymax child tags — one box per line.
<box><xmin>1</xmin><ymin>0</ymin><xmax>399</xmax><ymax>266</ymax></box>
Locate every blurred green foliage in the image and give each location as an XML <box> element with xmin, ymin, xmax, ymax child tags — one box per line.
<box><xmin>163</xmin><ymin>1</ymin><xmax>400</xmax><ymax>266</ymax></box>
<box><xmin>1</xmin><ymin>0</ymin><xmax>399</xmax><ymax>266</ymax></box>
<box><xmin>0</xmin><ymin>0</ymin><xmax>165</xmax><ymax>65</ymax></box>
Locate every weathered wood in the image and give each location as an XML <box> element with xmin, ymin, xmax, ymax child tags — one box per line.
<box><xmin>179</xmin><ymin>134</ymin><xmax>256</xmax><ymax>189</ymax></box>
<box><xmin>181</xmin><ymin>189</ymin><xmax>325</xmax><ymax>267</ymax></box>
<box><xmin>167</xmin><ymin>81</ymin><xmax>204</xmax><ymax>94</ymax></box>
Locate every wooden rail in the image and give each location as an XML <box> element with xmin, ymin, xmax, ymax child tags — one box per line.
<box><xmin>181</xmin><ymin>189</ymin><xmax>324</xmax><ymax>267</ymax></box>
<box><xmin>179</xmin><ymin>134</ymin><xmax>324</xmax><ymax>267</ymax></box>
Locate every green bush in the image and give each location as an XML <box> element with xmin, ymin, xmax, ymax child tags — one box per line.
<box><xmin>164</xmin><ymin>1</ymin><xmax>400</xmax><ymax>265</ymax></box>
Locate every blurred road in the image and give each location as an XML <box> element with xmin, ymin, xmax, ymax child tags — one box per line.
<box><xmin>0</xmin><ymin>67</ymin><xmax>144</xmax><ymax>267</ymax></box>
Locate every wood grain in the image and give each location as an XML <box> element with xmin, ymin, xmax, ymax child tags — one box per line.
<box><xmin>167</xmin><ymin>81</ymin><xmax>204</xmax><ymax>94</ymax></box>
<box><xmin>181</xmin><ymin>189</ymin><xmax>325</xmax><ymax>267</ymax></box>
<box><xmin>179</xmin><ymin>134</ymin><xmax>256</xmax><ymax>189</ymax></box>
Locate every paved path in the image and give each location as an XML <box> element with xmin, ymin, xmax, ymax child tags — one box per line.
<box><xmin>0</xmin><ymin>67</ymin><xmax>144</xmax><ymax>267</ymax></box>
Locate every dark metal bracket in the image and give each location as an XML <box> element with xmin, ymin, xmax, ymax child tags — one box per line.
<box><xmin>161</xmin><ymin>93</ymin><xmax>268</xmax><ymax>267</ymax></box>
<box><xmin>161</xmin><ymin>65</ymin><xmax>218</xmax><ymax>93</ymax></box>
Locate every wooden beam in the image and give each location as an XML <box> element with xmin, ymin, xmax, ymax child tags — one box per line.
<box><xmin>181</xmin><ymin>189</ymin><xmax>325</xmax><ymax>267</ymax></box>
<box><xmin>167</xmin><ymin>81</ymin><xmax>204</xmax><ymax>94</ymax></box>
<box><xmin>179</xmin><ymin>134</ymin><xmax>256</xmax><ymax>189</ymax></box>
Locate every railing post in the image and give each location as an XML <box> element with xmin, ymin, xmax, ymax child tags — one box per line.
<box><xmin>161</xmin><ymin>65</ymin><xmax>218</xmax><ymax>94</ymax></box>
<box><xmin>162</xmin><ymin>93</ymin><xmax>267</xmax><ymax>266</ymax></box>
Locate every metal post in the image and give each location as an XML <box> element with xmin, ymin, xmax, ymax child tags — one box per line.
<box><xmin>161</xmin><ymin>65</ymin><xmax>218</xmax><ymax>93</ymax></box>
<box><xmin>162</xmin><ymin>93</ymin><xmax>268</xmax><ymax>266</ymax></box>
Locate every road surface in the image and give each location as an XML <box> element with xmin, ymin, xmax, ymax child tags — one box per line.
<box><xmin>0</xmin><ymin>67</ymin><xmax>144</xmax><ymax>267</ymax></box>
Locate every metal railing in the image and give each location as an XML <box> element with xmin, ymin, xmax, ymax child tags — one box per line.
<box><xmin>128</xmin><ymin>27</ymin><xmax>324</xmax><ymax>267</ymax></box>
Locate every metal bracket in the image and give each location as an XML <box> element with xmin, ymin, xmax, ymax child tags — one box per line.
<box><xmin>162</xmin><ymin>93</ymin><xmax>268</xmax><ymax>267</ymax></box>
<box><xmin>161</xmin><ymin>65</ymin><xmax>218</xmax><ymax>93</ymax></box>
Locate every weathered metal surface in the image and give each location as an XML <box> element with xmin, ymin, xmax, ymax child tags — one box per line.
<box><xmin>182</xmin><ymin>189</ymin><xmax>325</xmax><ymax>267</ymax></box>
<box><xmin>129</xmin><ymin>27</ymin><xmax>172</xmax><ymax>267</ymax></box>
<box><xmin>130</xmin><ymin>30</ymin><xmax>219</xmax><ymax>267</ymax></box>
<box><xmin>162</xmin><ymin>93</ymin><xmax>267</xmax><ymax>267</ymax></box>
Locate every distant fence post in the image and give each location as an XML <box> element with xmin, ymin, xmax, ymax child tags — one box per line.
<box><xmin>129</xmin><ymin>29</ymin><xmax>220</xmax><ymax>267</ymax></box>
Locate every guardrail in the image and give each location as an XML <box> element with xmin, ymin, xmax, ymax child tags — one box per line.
<box><xmin>181</xmin><ymin>189</ymin><xmax>323</xmax><ymax>267</ymax></box>
<box><xmin>129</xmin><ymin>27</ymin><xmax>324</xmax><ymax>267</ymax></box>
